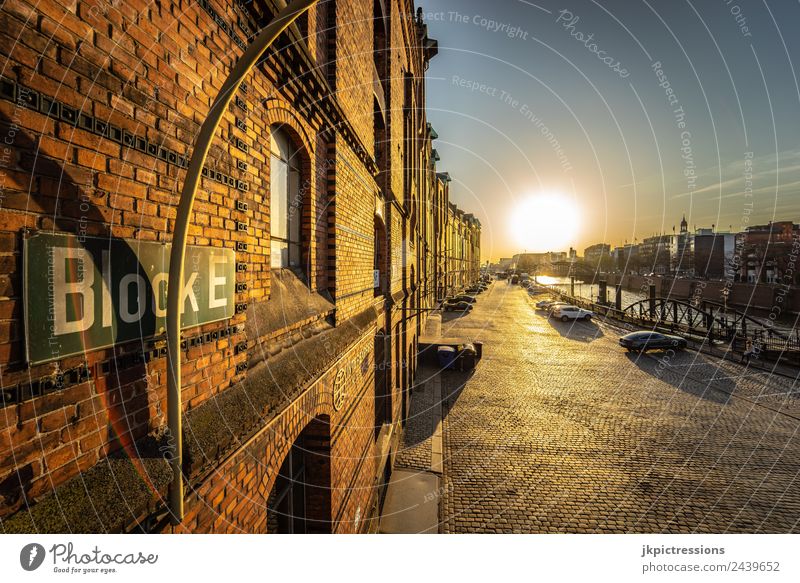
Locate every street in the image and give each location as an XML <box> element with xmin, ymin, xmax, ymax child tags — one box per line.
<box><xmin>434</xmin><ymin>282</ymin><xmax>800</xmax><ymax>533</ymax></box>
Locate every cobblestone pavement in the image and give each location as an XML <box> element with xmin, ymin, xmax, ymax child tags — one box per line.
<box><xmin>395</xmin><ymin>366</ymin><xmax>437</xmax><ymax>472</ymax></box>
<box><xmin>438</xmin><ymin>282</ymin><xmax>800</xmax><ymax>533</ymax></box>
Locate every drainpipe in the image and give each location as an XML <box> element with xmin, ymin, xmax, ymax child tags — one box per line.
<box><xmin>166</xmin><ymin>0</ymin><xmax>321</xmax><ymax>525</ymax></box>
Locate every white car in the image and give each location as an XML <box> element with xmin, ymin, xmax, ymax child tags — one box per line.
<box><xmin>550</xmin><ymin>305</ymin><xmax>594</xmax><ymax>322</ymax></box>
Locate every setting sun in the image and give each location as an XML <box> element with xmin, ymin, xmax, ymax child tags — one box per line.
<box><xmin>509</xmin><ymin>193</ymin><xmax>581</xmax><ymax>252</ymax></box>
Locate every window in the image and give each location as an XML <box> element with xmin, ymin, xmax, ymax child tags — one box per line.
<box><xmin>270</xmin><ymin>127</ymin><xmax>302</xmax><ymax>270</ymax></box>
<box><xmin>267</xmin><ymin>417</ymin><xmax>332</xmax><ymax>534</ymax></box>
<box><xmin>374</xmin><ymin>216</ymin><xmax>387</xmax><ymax>297</ymax></box>
<box><xmin>268</xmin><ymin>443</ymin><xmax>307</xmax><ymax>534</ymax></box>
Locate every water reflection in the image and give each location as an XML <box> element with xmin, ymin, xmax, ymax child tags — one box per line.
<box><xmin>532</xmin><ymin>276</ymin><xmax>647</xmax><ymax>305</ymax></box>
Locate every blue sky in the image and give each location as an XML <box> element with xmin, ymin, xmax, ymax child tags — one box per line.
<box><xmin>422</xmin><ymin>0</ymin><xmax>800</xmax><ymax>259</ymax></box>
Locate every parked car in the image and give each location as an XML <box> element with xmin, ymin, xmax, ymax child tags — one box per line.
<box><xmin>543</xmin><ymin>301</ymin><xmax>570</xmax><ymax>312</ymax></box>
<box><xmin>550</xmin><ymin>305</ymin><xmax>594</xmax><ymax>322</ymax></box>
<box><xmin>443</xmin><ymin>300</ymin><xmax>474</xmax><ymax>312</ymax></box>
<box><xmin>536</xmin><ymin>299</ymin><xmax>558</xmax><ymax>309</ymax></box>
<box><xmin>452</xmin><ymin>294</ymin><xmax>477</xmax><ymax>304</ymax></box>
<box><xmin>511</xmin><ymin>275</ymin><xmax>520</xmax><ymax>284</ymax></box>
<box><xmin>619</xmin><ymin>331</ymin><xmax>687</xmax><ymax>353</ymax></box>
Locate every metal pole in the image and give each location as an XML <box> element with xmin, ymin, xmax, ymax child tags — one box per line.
<box><xmin>165</xmin><ymin>0</ymin><xmax>320</xmax><ymax>525</ymax></box>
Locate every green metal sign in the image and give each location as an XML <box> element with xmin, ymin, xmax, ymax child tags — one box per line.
<box><xmin>24</xmin><ymin>233</ymin><xmax>236</xmax><ymax>364</ymax></box>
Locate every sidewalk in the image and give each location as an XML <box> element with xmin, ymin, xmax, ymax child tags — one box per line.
<box><xmin>378</xmin><ymin>316</ymin><xmax>444</xmax><ymax>534</ymax></box>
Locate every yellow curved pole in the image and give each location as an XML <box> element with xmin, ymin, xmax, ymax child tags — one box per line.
<box><xmin>166</xmin><ymin>0</ymin><xmax>320</xmax><ymax>525</ymax></box>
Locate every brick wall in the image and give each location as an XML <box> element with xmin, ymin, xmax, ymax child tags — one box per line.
<box><xmin>0</xmin><ymin>0</ymin><xmax>482</xmax><ymax>533</ymax></box>
<box><xmin>167</xmin><ymin>330</ymin><xmax>375</xmax><ymax>534</ymax></box>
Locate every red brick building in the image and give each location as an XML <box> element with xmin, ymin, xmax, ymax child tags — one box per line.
<box><xmin>0</xmin><ymin>0</ymin><xmax>480</xmax><ymax>533</ymax></box>
<box><xmin>737</xmin><ymin>222</ymin><xmax>800</xmax><ymax>285</ymax></box>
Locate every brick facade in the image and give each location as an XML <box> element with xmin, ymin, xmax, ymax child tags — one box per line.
<box><xmin>0</xmin><ymin>0</ymin><xmax>481</xmax><ymax>533</ymax></box>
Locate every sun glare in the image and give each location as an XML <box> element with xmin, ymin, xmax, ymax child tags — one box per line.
<box><xmin>509</xmin><ymin>193</ymin><xmax>580</xmax><ymax>252</ymax></box>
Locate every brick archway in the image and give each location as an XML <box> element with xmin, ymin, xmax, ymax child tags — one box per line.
<box><xmin>266</xmin><ymin>415</ymin><xmax>332</xmax><ymax>534</ymax></box>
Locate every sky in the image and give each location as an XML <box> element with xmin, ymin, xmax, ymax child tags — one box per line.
<box><xmin>422</xmin><ymin>0</ymin><xmax>800</xmax><ymax>261</ymax></box>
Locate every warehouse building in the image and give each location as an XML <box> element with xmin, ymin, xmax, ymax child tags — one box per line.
<box><xmin>0</xmin><ymin>0</ymin><xmax>480</xmax><ymax>533</ymax></box>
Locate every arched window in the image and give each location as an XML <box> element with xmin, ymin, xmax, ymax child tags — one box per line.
<box><xmin>374</xmin><ymin>215</ymin><xmax>387</xmax><ymax>297</ymax></box>
<box><xmin>270</xmin><ymin>126</ymin><xmax>302</xmax><ymax>271</ymax></box>
<box><xmin>268</xmin><ymin>442</ymin><xmax>307</xmax><ymax>534</ymax></box>
<box><xmin>267</xmin><ymin>416</ymin><xmax>332</xmax><ymax>534</ymax></box>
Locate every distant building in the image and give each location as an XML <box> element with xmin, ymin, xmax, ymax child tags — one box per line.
<box><xmin>693</xmin><ymin>230</ymin><xmax>736</xmax><ymax>280</ymax></box>
<box><xmin>638</xmin><ymin>235</ymin><xmax>671</xmax><ymax>274</ymax></box>
<box><xmin>497</xmin><ymin>258</ymin><xmax>514</xmax><ymax>271</ymax></box>
<box><xmin>511</xmin><ymin>252</ymin><xmax>569</xmax><ymax>272</ymax></box>
<box><xmin>613</xmin><ymin>244</ymin><xmax>640</xmax><ymax>273</ymax></box>
<box><xmin>670</xmin><ymin>215</ymin><xmax>693</xmax><ymax>275</ymax></box>
<box><xmin>737</xmin><ymin>221</ymin><xmax>800</xmax><ymax>284</ymax></box>
<box><xmin>512</xmin><ymin>253</ymin><xmax>548</xmax><ymax>272</ymax></box>
<box><xmin>584</xmin><ymin>243</ymin><xmax>612</xmax><ymax>271</ymax></box>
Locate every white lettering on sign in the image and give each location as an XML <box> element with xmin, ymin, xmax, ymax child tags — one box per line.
<box><xmin>53</xmin><ymin>246</ymin><xmax>95</xmax><ymax>335</ymax></box>
<box><xmin>101</xmin><ymin>250</ymin><xmax>113</xmax><ymax>327</ymax></box>
<box><xmin>208</xmin><ymin>254</ymin><xmax>228</xmax><ymax>310</ymax></box>
<box><xmin>26</xmin><ymin>234</ymin><xmax>237</xmax><ymax>364</ymax></box>
<box><xmin>119</xmin><ymin>273</ymin><xmax>146</xmax><ymax>324</ymax></box>
<box><xmin>50</xmin><ymin>245</ymin><xmax>224</xmax><ymax>328</ymax></box>
<box><xmin>180</xmin><ymin>272</ymin><xmax>199</xmax><ymax>314</ymax></box>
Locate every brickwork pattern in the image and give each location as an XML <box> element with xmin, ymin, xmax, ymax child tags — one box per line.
<box><xmin>168</xmin><ymin>330</ymin><xmax>376</xmax><ymax>533</ymax></box>
<box><xmin>0</xmin><ymin>0</ymin><xmax>481</xmax><ymax>532</ymax></box>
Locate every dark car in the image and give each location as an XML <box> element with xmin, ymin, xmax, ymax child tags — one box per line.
<box><xmin>452</xmin><ymin>294</ymin><xmax>477</xmax><ymax>304</ymax></box>
<box><xmin>443</xmin><ymin>300</ymin><xmax>474</xmax><ymax>312</ymax></box>
<box><xmin>620</xmin><ymin>331</ymin><xmax>687</xmax><ymax>353</ymax></box>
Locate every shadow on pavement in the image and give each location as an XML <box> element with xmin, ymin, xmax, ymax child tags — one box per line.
<box><xmin>441</xmin><ymin>309</ymin><xmax>474</xmax><ymax>324</ymax></box>
<box><xmin>625</xmin><ymin>351</ymin><xmax>733</xmax><ymax>404</ymax></box>
<box><xmin>546</xmin><ymin>317</ymin><xmax>605</xmax><ymax>343</ymax></box>
<box><xmin>441</xmin><ymin>369</ymin><xmax>475</xmax><ymax>419</ymax></box>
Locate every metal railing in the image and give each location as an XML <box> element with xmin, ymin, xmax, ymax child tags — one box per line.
<box><xmin>536</xmin><ymin>286</ymin><xmax>800</xmax><ymax>366</ymax></box>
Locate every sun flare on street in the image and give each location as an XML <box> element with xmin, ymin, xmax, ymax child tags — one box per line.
<box><xmin>509</xmin><ymin>193</ymin><xmax>581</xmax><ymax>253</ymax></box>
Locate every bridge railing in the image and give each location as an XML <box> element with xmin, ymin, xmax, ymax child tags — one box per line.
<box><xmin>539</xmin><ymin>286</ymin><xmax>800</xmax><ymax>366</ymax></box>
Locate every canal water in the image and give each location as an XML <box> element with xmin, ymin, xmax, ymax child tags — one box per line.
<box><xmin>533</xmin><ymin>276</ymin><xmax>645</xmax><ymax>307</ymax></box>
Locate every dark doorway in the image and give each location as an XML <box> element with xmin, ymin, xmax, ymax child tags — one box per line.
<box><xmin>267</xmin><ymin>416</ymin><xmax>332</xmax><ymax>533</ymax></box>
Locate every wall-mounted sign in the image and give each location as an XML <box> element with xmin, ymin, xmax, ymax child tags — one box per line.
<box><xmin>24</xmin><ymin>233</ymin><xmax>236</xmax><ymax>364</ymax></box>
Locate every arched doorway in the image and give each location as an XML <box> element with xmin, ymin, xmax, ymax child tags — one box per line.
<box><xmin>267</xmin><ymin>416</ymin><xmax>332</xmax><ymax>534</ymax></box>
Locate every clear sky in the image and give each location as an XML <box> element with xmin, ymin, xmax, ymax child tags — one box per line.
<box><xmin>423</xmin><ymin>0</ymin><xmax>800</xmax><ymax>261</ymax></box>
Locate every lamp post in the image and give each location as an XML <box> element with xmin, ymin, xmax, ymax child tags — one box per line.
<box><xmin>165</xmin><ymin>0</ymin><xmax>321</xmax><ymax>525</ymax></box>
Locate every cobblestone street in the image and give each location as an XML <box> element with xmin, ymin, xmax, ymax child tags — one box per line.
<box><xmin>435</xmin><ymin>283</ymin><xmax>800</xmax><ymax>533</ymax></box>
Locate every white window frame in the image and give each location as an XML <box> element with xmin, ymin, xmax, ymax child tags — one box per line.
<box><xmin>270</xmin><ymin>127</ymin><xmax>303</xmax><ymax>270</ymax></box>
